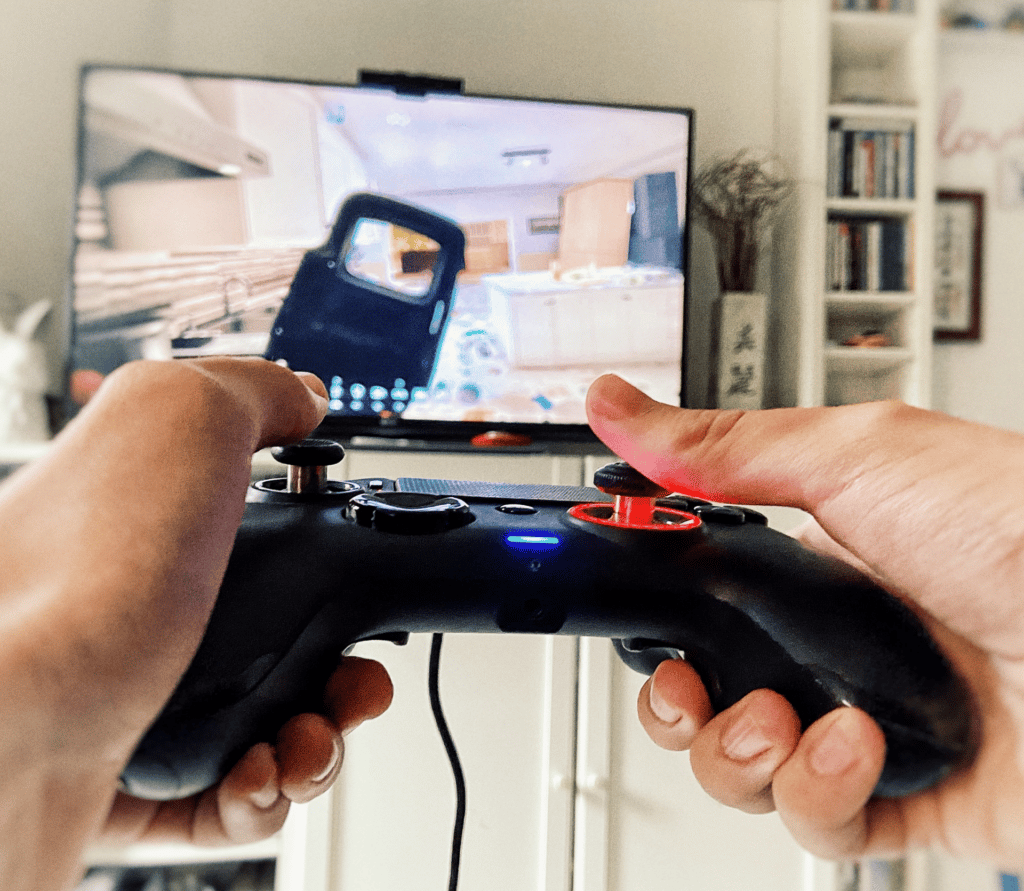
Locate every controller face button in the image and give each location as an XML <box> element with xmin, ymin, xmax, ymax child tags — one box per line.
<box><xmin>693</xmin><ymin>505</ymin><xmax>747</xmax><ymax>526</ymax></box>
<box><xmin>658</xmin><ymin>494</ymin><xmax>713</xmax><ymax>512</ymax></box>
<box><xmin>348</xmin><ymin>491</ymin><xmax>473</xmax><ymax>533</ymax></box>
<box><xmin>496</xmin><ymin>503</ymin><xmax>538</xmax><ymax>515</ymax></box>
<box><xmin>568</xmin><ymin>502</ymin><xmax>701</xmax><ymax>531</ymax></box>
<box><xmin>739</xmin><ymin>508</ymin><xmax>769</xmax><ymax>526</ymax></box>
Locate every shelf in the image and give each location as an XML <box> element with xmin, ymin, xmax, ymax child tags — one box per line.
<box><xmin>824</xmin><ymin>344</ymin><xmax>914</xmax><ymax>370</ymax></box>
<box><xmin>774</xmin><ymin>0</ymin><xmax>935</xmax><ymax>410</ymax></box>
<box><xmin>832</xmin><ymin>11</ymin><xmax>918</xmax><ymax>64</ymax></box>
<box><xmin>826</xmin><ymin>290</ymin><xmax>915</xmax><ymax>308</ymax></box>
<box><xmin>830</xmin><ymin>9</ymin><xmax>923</xmax><ymax>106</ymax></box>
<box><xmin>826</xmin><ymin>197</ymin><xmax>916</xmax><ymax>214</ymax></box>
<box><xmin>85</xmin><ymin>837</ymin><xmax>280</xmax><ymax>868</ymax></box>
<box><xmin>828</xmin><ymin>101</ymin><xmax>919</xmax><ymax>119</ymax></box>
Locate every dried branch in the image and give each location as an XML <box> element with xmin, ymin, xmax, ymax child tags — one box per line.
<box><xmin>693</xmin><ymin>149</ymin><xmax>791</xmax><ymax>292</ymax></box>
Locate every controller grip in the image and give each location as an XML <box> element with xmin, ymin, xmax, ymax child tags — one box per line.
<box><xmin>124</xmin><ymin>598</ymin><xmax>361</xmax><ymax>800</ymax></box>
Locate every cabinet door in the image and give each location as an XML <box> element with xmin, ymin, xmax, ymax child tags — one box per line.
<box><xmin>507</xmin><ymin>293</ymin><xmax>559</xmax><ymax>367</ymax></box>
<box><xmin>558</xmin><ymin>179</ymin><xmax>634</xmax><ymax>271</ymax></box>
<box><xmin>327</xmin><ymin>634</ymin><xmax>579</xmax><ymax>890</ymax></box>
<box><xmin>319</xmin><ymin>451</ymin><xmax>587</xmax><ymax>889</ymax></box>
<box><xmin>572</xmin><ymin>640</ymin><xmax>811</xmax><ymax>891</ymax></box>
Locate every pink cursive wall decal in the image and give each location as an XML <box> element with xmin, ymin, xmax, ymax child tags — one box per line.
<box><xmin>938</xmin><ymin>88</ymin><xmax>1024</xmax><ymax>158</ymax></box>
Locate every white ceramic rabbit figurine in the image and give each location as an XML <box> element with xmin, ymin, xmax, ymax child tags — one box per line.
<box><xmin>0</xmin><ymin>299</ymin><xmax>52</xmax><ymax>443</ymax></box>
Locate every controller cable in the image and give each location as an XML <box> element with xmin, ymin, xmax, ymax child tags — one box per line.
<box><xmin>429</xmin><ymin>633</ymin><xmax>466</xmax><ymax>891</ymax></box>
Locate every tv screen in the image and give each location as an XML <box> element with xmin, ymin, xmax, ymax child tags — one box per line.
<box><xmin>70</xmin><ymin>65</ymin><xmax>693</xmax><ymax>444</ymax></box>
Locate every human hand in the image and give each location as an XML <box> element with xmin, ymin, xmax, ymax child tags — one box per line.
<box><xmin>0</xmin><ymin>358</ymin><xmax>392</xmax><ymax>890</ymax></box>
<box><xmin>586</xmin><ymin>373</ymin><xmax>1024</xmax><ymax>868</ymax></box>
<box><xmin>100</xmin><ymin>655</ymin><xmax>392</xmax><ymax>848</ymax></box>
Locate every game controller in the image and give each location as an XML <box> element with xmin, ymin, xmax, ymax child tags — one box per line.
<box><xmin>123</xmin><ymin>440</ymin><xmax>975</xmax><ymax>801</ymax></box>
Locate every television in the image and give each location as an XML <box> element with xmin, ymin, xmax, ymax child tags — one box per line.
<box><xmin>69</xmin><ymin>64</ymin><xmax>693</xmax><ymax>446</ymax></box>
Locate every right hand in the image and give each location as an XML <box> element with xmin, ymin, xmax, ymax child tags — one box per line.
<box><xmin>586</xmin><ymin>373</ymin><xmax>1024</xmax><ymax>869</ymax></box>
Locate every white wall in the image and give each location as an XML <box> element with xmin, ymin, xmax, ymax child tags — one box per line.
<box><xmin>0</xmin><ymin>0</ymin><xmax>171</xmax><ymax>337</ymax></box>
<box><xmin>934</xmin><ymin>26</ymin><xmax>1024</xmax><ymax>431</ymax></box>
<box><xmin>0</xmin><ymin>0</ymin><xmax>783</xmax><ymax>393</ymax></box>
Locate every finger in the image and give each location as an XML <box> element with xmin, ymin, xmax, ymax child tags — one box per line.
<box><xmin>293</xmin><ymin>370</ymin><xmax>328</xmax><ymax>400</ymax></box>
<box><xmin>688</xmin><ymin>689</ymin><xmax>802</xmax><ymax>814</ymax></box>
<box><xmin>637</xmin><ymin>659</ymin><xmax>714</xmax><ymax>751</ymax></box>
<box><xmin>586</xmin><ymin>372</ymin><xmax>852</xmax><ymax>508</ymax></box>
<box><xmin>69</xmin><ymin>368</ymin><xmax>105</xmax><ymax>406</ymax></box>
<box><xmin>323</xmin><ymin>656</ymin><xmax>395</xmax><ymax>735</ymax></box>
<box><xmin>193</xmin><ymin>741</ymin><xmax>290</xmax><ymax>846</ymax></box>
<box><xmin>585</xmin><ymin>373</ymin><xmax>1016</xmax><ymax>630</ymax></box>
<box><xmin>186</xmin><ymin>357</ymin><xmax>329</xmax><ymax>449</ymax></box>
<box><xmin>276</xmin><ymin>712</ymin><xmax>343</xmax><ymax>804</ymax></box>
<box><xmin>772</xmin><ymin>707</ymin><xmax>892</xmax><ymax>860</ymax></box>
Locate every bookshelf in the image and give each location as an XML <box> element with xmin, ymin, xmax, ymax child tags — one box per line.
<box><xmin>774</xmin><ymin>0</ymin><xmax>938</xmax><ymax>409</ymax></box>
<box><xmin>776</xmin><ymin>6</ymin><xmax>940</xmax><ymax>886</ymax></box>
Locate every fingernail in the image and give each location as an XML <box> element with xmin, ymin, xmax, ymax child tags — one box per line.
<box><xmin>650</xmin><ymin>683</ymin><xmax>686</xmax><ymax>726</ymax></box>
<box><xmin>808</xmin><ymin>711</ymin><xmax>860</xmax><ymax>777</ymax></box>
<box><xmin>311</xmin><ymin>738</ymin><xmax>341</xmax><ymax>783</ymax></box>
<box><xmin>722</xmin><ymin>714</ymin><xmax>773</xmax><ymax>762</ymax></box>
<box><xmin>250</xmin><ymin>778</ymin><xmax>279</xmax><ymax>809</ymax></box>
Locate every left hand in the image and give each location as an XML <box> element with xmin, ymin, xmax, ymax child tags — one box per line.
<box><xmin>100</xmin><ymin>655</ymin><xmax>392</xmax><ymax>848</ymax></box>
<box><xmin>0</xmin><ymin>358</ymin><xmax>392</xmax><ymax>890</ymax></box>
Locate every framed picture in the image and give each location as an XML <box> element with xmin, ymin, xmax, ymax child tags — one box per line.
<box><xmin>934</xmin><ymin>190</ymin><xmax>983</xmax><ymax>341</ymax></box>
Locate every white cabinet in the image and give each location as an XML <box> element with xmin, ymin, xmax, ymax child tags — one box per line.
<box><xmin>484</xmin><ymin>272</ymin><xmax>684</xmax><ymax>369</ymax></box>
<box><xmin>322</xmin><ymin>633</ymin><xmax>815</xmax><ymax>891</ymax></box>
<box><xmin>774</xmin><ymin>0</ymin><xmax>938</xmax><ymax>409</ymax></box>
<box><xmin>328</xmin><ymin>634</ymin><xmax>579</xmax><ymax>890</ymax></box>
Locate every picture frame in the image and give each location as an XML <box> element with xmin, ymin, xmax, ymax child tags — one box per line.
<box><xmin>934</xmin><ymin>190</ymin><xmax>983</xmax><ymax>341</ymax></box>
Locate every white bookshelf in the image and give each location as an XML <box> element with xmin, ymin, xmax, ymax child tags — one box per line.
<box><xmin>774</xmin><ymin>0</ymin><xmax>938</xmax><ymax>409</ymax></box>
<box><xmin>776</xmin><ymin>2</ymin><xmax>940</xmax><ymax>883</ymax></box>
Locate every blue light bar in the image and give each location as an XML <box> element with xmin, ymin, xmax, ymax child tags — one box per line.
<box><xmin>505</xmin><ymin>533</ymin><xmax>562</xmax><ymax>552</ymax></box>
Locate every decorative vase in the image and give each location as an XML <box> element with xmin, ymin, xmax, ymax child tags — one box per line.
<box><xmin>712</xmin><ymin>291</ymin><xmax>767</xmax><ymax>410</ymax></box>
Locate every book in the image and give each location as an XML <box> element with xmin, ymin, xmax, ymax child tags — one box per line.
<box><xmin>826</xmin><ymin>215</ymin><xmax>908</xmax><ymax>292</ymax></box>
<box><xmin>827</xmin><ymin>118</ymin><xmax>915</xmax><ymax>199</ymax></box>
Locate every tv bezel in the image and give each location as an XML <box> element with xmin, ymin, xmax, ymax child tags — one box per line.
<box><xmin>67</xmin><ymin>63</ymin><xmax>695</xmax><ymax>448</ymax></box>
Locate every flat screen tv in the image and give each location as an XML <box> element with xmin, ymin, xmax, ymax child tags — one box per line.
<box><xmin>69</xmin><ymin>64</ymin><xmax>693</xmax><ymax>445</ymax></box>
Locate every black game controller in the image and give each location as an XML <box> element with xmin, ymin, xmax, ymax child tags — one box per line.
<box><xmin>123</xmin><ymin>440</ymin><xmax>975</xmax><ymax>801</ymax></box>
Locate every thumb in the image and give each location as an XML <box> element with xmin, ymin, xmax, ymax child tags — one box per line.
<box><xmin>585</xmin><ymin>374</ymin><xmax>858</xmax><ymax>510</ymax></box>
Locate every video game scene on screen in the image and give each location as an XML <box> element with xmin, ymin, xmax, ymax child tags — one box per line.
<box><xmin>71</xmin><ymin>67</ymin><xmax>691</xmax><ymax>428</ymax></box>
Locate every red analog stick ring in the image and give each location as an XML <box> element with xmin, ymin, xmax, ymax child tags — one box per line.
<box><xmin>568</xmin><ymin>502</ymin><xmax>702</xmax><ymax>531</ymax></box>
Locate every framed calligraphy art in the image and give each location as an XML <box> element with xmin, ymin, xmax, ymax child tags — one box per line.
<box><xmin>934</xmin><ymin>190</ymin><xmax>983</xmax><ymax>341</ymax></box>
<box><xmin>713</xmin><ymin>291</ymin><xmax>767</xmax><ymax>409</ymax></box>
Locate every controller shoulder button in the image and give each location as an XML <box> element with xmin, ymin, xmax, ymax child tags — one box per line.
<box><xmin>738</xmin><ymin>507</ymin><xmax>769</xmax><ymax>526</ymax></box>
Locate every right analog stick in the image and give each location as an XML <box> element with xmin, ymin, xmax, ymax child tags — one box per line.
<box><xmin>593</xmin><ymin>462</ymin><xmax>669</xmax><ymax>526</ymax></box>
<box><xmin>592</xmin><ymin>462</ymin><xmax>670</xmax><ymax>498</ymax></box>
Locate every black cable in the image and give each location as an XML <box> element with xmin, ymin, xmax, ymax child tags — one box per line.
<box><xmin>429</xmin><ymin>633</ymin><xmax>466</xmax><ymax>891</ymax></box>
